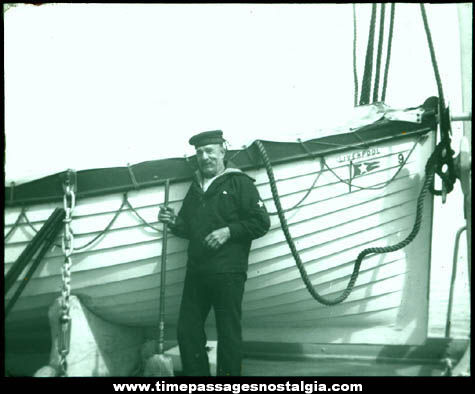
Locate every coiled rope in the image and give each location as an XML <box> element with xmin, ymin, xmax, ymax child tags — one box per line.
<box><xmin>256</xmin><ymin>138</ymin><xmax>437</xmax><ymax>305</ymax></box>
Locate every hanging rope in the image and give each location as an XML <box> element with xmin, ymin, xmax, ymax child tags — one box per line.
<box><xmin>359</xmin><ymin>3</ymin><xmax>378</xmax><ymax>105</ymax></box>
<box><xmin>19</xmin><ymin>196</ymin><xmax>127</xmax><ymax>250</ymax></box>
<box><xmin>73</xmin><ymin>194</ymin><xmax>128</xmax><ymax>251</ymax></box>
<box><xmin>372</xmin><ymin>3</ymin><xmax>386</xmax><ymax>103</ymax></box>
<box><xmin>125</xmin><ymin>193</ymin><xmax>163</xmax><ymax>233</ymax></box>
<box><xmin>266</xmin><ymin>159</ymin><xmax>324</xmax><ymax>216</ymax></box>
<box><xmin>419</xmin><ymin>4</ymin><xmax>457</xmax><ymax>199</ymax></box>
<box><xmin>256</xmin><ymin>138</ymin><xmax>437</xmax><ymax>305</ymax></box>
<box><xmin>419</xmin><ymin>5</ymin><xmax>446</xmax><ymax>115</ymax></box>
<box><xmin>12</xmin><ymin>192</ymin><xmax>162</xmax><ymax>253</ymax></box>
<box><xmin>320</xmin><ymin>136</ymin><xmax>422</xmax><ymax>192</ymax></box>
<box><xmin>352</xmin><ymin>4</ymin><xmax>359</xmax><ymax>107</ymax></box>
<box><xmin>4</xmin><ymin>207</ymin><xmax>26</xmax><ymax>241</ymax></box>
<box><xmin>381</xmin><ymin>3</ymin><xmax>396</xmax><ymax>102</ymax></box>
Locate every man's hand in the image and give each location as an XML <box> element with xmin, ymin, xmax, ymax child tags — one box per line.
<box><xmin>158</xmin><ymin>205</ymin><xmax>176</xmax><ymax>225</ymax></box>
<box><xmin>204</xmin><ymin>227</ymin><xmax>231</xmax><ymax>250</ymax></box>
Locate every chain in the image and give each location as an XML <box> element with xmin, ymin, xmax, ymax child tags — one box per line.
<box><xmin>58</xmin><ymin>184</ymin><xmax>75</xmax><ymax>377</ymax></box>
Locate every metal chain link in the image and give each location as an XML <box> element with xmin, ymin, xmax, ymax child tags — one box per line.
<box><xmin>58</xmin><ymin>184</ymin><xmax>75</xmax><ymax>377</ymax></box>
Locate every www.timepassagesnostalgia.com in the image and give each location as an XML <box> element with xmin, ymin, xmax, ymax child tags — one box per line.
<box><xmin>113</xmin><ymin>381</ymin><xmax>364</xmax><ymax>394</ymax></box>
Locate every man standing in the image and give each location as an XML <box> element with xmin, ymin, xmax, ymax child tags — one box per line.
<box><xmin>158</xmin><ymin>130</ymin><xmax>270</xmax><ymax>376</ymax></box>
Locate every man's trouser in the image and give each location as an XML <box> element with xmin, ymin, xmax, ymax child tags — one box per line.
<box><xmin>177</xmin><ymin>270</ymin><xmax>247</xmax><ymax>376</ymax></box>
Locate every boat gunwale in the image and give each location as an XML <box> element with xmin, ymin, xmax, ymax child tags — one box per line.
<box><xmin>4</xmin><ymin>123</ymin><xmax>434</xmax><ymax>208</ymax></box>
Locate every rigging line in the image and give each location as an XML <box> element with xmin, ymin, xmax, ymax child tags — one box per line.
<box><xmin>4</xmin><ymin>207</ymin><xmax>26</xmax><ymax>241</ymax></box>
<box><xmin>256</xmin><ymin>138</ymin><xmax>438</xmax><ymax>306</ymax></box>
<box><xmin>381</xmin><ymin>3</ymin><xmax>396</xmax><ymax>102</ymax></box>
<box><xmin>304</xmin><ymin>136</ymin><xmax>371</xmax><ymax>150</ymax></box>
<box><xmin>359</xmin><ymin>3</ymin><xmax>378</xmax><ymax>105</ymax></box>
<box><xmin>353</xmin><ymin>3</ymin><xmax>359</xmax><ymax>107</ymax></box>
<box><xmin>419</xmin><ymin>4</ymin><xmax>446</xmax><ymax>130</ymax></box>
<box><xmin>73</xmin><ymin>193</ymin><xmax>128</xmax><ymax>251</ymax></box>
<box><xmin>227</xmin><ymin>149</ymin><xmax>243</xmax><ymax>164</ymax></box>
<box><xmin>352</xmin><ymin>130</ymin><xmax>371</xmax><ymax>149</ymax></box>
<box><xmin>22</xmin><ymin>208</ymin><xmax>63</xmax><ymax>249</ymax></box>
<box><xmin>320</xmin><ymin>134</ymin><xmax>423</xmax><ymax>191</ymax></box>
<box><xmin>419</xmin><ymin>4</ymin><xmax>445</xmax><ymax>109</ymax></box>
<box><xmin>125</xmin><ymin>195</ymin><xmax>163</xmax><ymax>233</ymax></box>
<box><xmin>420</xmin><ymin>4</ymin><xmax>457</xmax><ymax>199</ymax></box>
<box><xmin>22</xmin><ymin>195</ymin><xmax>127</xmax><ymax>250</ymax></box>
<box><xmin>373</xmin><ymin>3</ymin><xmax>386</xmax><ymax>103</ymax></box>
<box><xmin>266</xmin><ymin>160</ymin><xmax>324</xmax><ymax>216</ymax></box>
<box><xmin>22</xmin><ymin>209</ymin><xmax>40</xmax><ymax>235</ymax></box>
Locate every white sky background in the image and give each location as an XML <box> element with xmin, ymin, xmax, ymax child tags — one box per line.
<box><xmin>4</xmin><ymin>3</ymin><xmax>465</xmax><ymax>184</ymax></box>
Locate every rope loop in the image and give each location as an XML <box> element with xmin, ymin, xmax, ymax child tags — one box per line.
<box><xmin>4</xmin><ymin>206</ymin><xmax>26</xmax><ymax>241</ymax></box>
<box><xmin>256</xmin><ymin>137</ymin><xmax>436</xmax><ymax>306</ymax></box>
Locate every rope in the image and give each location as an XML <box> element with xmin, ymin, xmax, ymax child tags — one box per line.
<box><xmin>352</xmin><ymin>4</ymin><xmax>359</xmax><ymax>107</ymax></box>
<box><xmin>381</xmin><ymin>3</ymin><xmax>395</xmax><ymax>102</ymax></box>
<box><xmin>9</xmin><ymin>192</ymin><xmax>162</xmax><ymax>258</ymax></box>
<box><xmin>359</xmin><ymin>3</ymin><xmax>378</xmax><ymax>105</ymax></box>
<box><xmin>320</xmin><ymin>135</ymin><xmax>421</xmax><ymax>191</ymax></box>
<box><xmin>419</xmin><ymin>4</ymin><xmax>446</xmax><ymax>115</ymax></box>
<box><xmin>19</xmin><ymin>194</ymin><xmax>127</xmax><ymax>250</ymax></box>
<box><xmin>4</xmin><ymin>207</ymin><xmax>26</xmax><ymax>241</ymax></box>
<box><xmin>125</xmin><ymin>193</ymin><xmax>163</xmax><ymax>233</ymax></box>
<box><xmin>127</xmin><ymin>163</ymin><xmax>140</xmax><ymax>190</ymax></box>
<box><xmin>419</xmin><ymin>4</ymin><xmax>457</xmax><ymax>198</ymax></box>
<box><xmin>21</xmin><ymin>196</ymin><xmax>126</xmax><ymax>250</ymax></box>
<box><xmin>266</xmin><ymin>160</ymin><xmax>323</xmax><ymax>217</ymax></box>
<box><xmin>22</xmin><ymin>209</ymin><xmax>40</xmax><ymax>235</ymax></box>
<box><xmin>372</xmin><ymin>3</ymin><xmax>386</xmax><ymax>103</ymax></box>
<box><xmin>73</xmin><ymin>193</ymin><xmax>128</xmax><ymax>251</ymax></box>
<box><xmin>256</xmin><ymin>138</ymin><xmax>437</xmax><ymax>305</ymax></box>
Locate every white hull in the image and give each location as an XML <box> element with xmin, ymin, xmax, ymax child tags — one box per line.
<box><xmin>5</xmin><ymin>132</ymin><xmax>435</xmax><ymax>351</ymax></box>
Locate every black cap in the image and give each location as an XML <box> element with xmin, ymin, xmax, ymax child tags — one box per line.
<box><xmin>188</xmin><ymin>130</ymin><xmax>225</xmax><ymax>148</ymax></box>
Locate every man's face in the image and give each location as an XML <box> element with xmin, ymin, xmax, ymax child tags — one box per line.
<box><xmin>196</xmin><ymin>144</ymin><xmax>226</xmax><ymax>179</ymax></box>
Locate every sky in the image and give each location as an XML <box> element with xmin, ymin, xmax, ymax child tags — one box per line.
<box><xmin>3</xmin><ymin>3</ymin><xmax>467</xmax><ymax>184</ymax></box>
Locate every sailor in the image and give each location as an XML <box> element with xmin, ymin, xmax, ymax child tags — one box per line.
<box><xmin>158</xmin><ymin>130</ymin><xmax>270</xmax><ymax>376</ymax></box>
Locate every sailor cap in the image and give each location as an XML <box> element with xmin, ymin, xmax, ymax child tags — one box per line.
<box><xmin>188</xmin><ymin>130</ymin><xmax>225</xmax><ymax>148</ymax></box>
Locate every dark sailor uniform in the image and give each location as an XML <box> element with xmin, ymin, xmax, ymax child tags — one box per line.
<box><xmin>169</xmin><ymin>163</ymin><xmax>270</xmax><ymax>376</ymax></box>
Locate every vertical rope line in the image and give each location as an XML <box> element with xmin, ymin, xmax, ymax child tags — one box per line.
<box><xmin>419</xmin><ymin>4</ymin><xmax>446</xmax><ymax>123</ymax></box>
<box><xmin>381</xmin><ymin>3</ymin><xmax>396</xmax><ymax>102</ymax></box>
<box><xmin>353</xmin><ymin>3</ymin><xmax>359</xmax><ymax>107</ymax></box>
<box><xmin>373</xmin><ymin>3</ymin><xmax>386</xmax><ymax>103</ymax></box>
<box><xmin>359</xmin><ymin>3</ymin><xmax>378</xmax><ymax>105</ymax></box>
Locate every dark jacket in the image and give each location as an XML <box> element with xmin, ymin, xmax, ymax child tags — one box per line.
<box><xmin>169</xmin><ymin>168</ymin><xmax>271</xmax><ymax>273</ymax></box>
